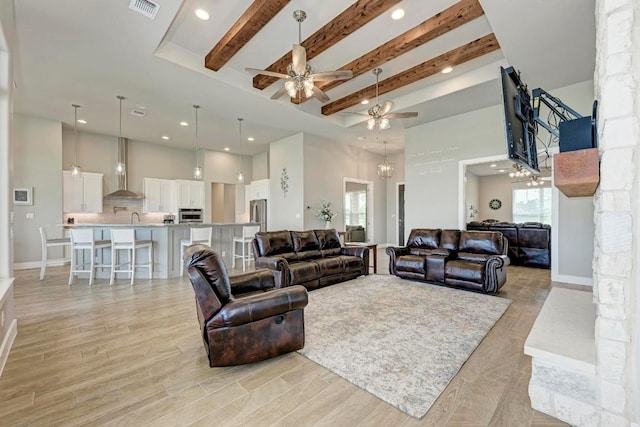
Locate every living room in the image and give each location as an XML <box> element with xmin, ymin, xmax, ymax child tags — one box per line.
<box><xmin>0</xmin><ymin>0</ymin><xmax>639</xmax><ymax>426</ymax></box>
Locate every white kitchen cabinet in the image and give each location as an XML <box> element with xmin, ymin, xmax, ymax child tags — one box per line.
<box><xmin>175</xmin><ymin>180</ymin><xmax>204</xmax><ymax>209</ymax></box>
<box><xmin>249</xmin><ymin>179</ymin><xmax>270</xmax><ymax>200</ymax></box>
<box><xmin>63</xmin><ymin>171</ymin><xmax>103</xmax><ymax>213</ymax></box>
<box><xmin>143</xmin><ymin>178</ymin><xmax>176</xmax><ymax>213</ymax></box>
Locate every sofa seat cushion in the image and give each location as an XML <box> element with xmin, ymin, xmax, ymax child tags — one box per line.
<box><xmin>288</xmin><ymin>261</ymin><xmax>320</xmax><ymax>285</ymax></box>
<box><xmin>313</xmin><ymin>257</ymin><xmax>343</xmax><ymax>277</ymax></box>
<box><xmin>339</xmin><ymin>255</ymin><xmax>365</xmax><ymax>274</ymax></box>
<box><xmin>395</xmin><ymin>255</ymin><xmax>426</xmax><ymax>274</ymax></box>
<box><xmin>409</xmin><ymin>248</ymin><xmax>451</xmax><ymax>257</ymax></box>
<box><xmin>445</xmin><ymin>259</ymin><xmax>485</xmax><ymax>284</ymax></box>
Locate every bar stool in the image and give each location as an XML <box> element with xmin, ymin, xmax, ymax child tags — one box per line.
<box><xmin>68</xmin><ymin>229</ymin><xmax>111</xmax><ymax>286</ymax></box>
<box><xmin>109</xmin><ymin>228</ymin><xmax>153</xmax><ymax>285</ymax></box>
<box><xmin>39</xmin><ymin>226</ymin><xmax>71</xmax><ymax>280</ymax></box>
<box><xmin>180</xmin><ymin>227</ymin><xmax>212</xmax><ymax>276</ymax></box>
<box><xmin>232</xmin><ymin>225</ymin><xmax>260</xmax><ymax>272</ymax></box>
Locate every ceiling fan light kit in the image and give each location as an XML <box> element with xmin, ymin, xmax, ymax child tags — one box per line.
<box><xmin>245</xmin><ymin>10</ymin><xmax>352</xmax><ymax>103</ymax></box>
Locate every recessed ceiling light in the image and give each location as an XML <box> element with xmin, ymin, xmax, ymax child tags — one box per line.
<box><xmin>161</xmin><ymin>136</ymin><xmax>169</xmax><ymax>140</ymax></box>
<box><xmin>490</xmin><ymin>163</ymin><xmax>497</xmax><ymax>168</ymax></box>
<box><xmin>357</xmin><ymin>136</ymin><xmax>367</xmax><ymax>141</ymax></box>
<box><xmin>499</xmin><ymin>169</ymin><xmax>506</xmax><ymax>173</ymax></box>
<box><xmin>180</xmin><ymin>121</ymin><xmax>188</xmax><ymax>126</ymax></box>
<box><xmin>442</xmin><ymin>66</ymin><xmax>453</xmax><ymax>74</ymax></box>
<box><xmin>247</xmin><ymin>137</ymin><xmax>255</xmax><ymax>141</ymax></box>
<box><xmin>224</xmin><ymin>147</ymin><xmax>230</xmax><ymax>151</ymax></box>
<box><xmin>195</xmin><ymin>9</ymin><xmax>210</xmax><ymax>20</ymax></box>
<box><xmin>361</xmin><ymin>99</ymin><xmax>369</xmax><ymax>105</ymax></box>
<box><xmin>362</xmin><ymin>145</ymin><xmax>366</xmax><ymax>149</ymax></box>
<box><xmin>77</xmin><ymin>119</ymin><xmax>87</xmax><ymax>124</ymax></box>
<box><xmin>391</xmin><ymin>9</ymin><xmax>405</xmax><ymax>20</ymax></box>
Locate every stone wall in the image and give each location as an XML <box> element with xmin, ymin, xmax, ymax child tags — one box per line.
<box><xmin>593</xmin><ymin>0</ymin><xmax>639</xmax><ymax>425</ymax></box>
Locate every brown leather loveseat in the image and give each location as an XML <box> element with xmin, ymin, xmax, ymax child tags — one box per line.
<box><xmin>252</xmin><ymin>229</ymin><xmax>369</xmax><ymax>290</ymax></box>
<box><xmin>386</xmin><ymin>229</ymin><xmax>509</xmax><ymax>293</ymax></box>
<box><xmin>184</xmin><ymin>244</ymin><xmax>308</xmax><ymax>367</ymax></box>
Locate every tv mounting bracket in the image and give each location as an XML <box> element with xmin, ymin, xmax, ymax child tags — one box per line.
<box><xmin>531</xmin><ymin>87</ymin><xmax>598</xmax><ymax>138</ymax></box>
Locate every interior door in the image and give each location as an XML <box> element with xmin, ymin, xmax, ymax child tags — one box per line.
<box><xmin>398</xmin><ymin>184</ymin><xmax>405</xmax><ymax>246</ymax></box>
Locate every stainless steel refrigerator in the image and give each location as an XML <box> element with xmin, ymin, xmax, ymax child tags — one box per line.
<box><xmin>250</xmin><ymin>199</ymin><xmax>267</xmax><ymax>231</ymax></box>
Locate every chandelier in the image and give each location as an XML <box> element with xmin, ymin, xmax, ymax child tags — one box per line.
<box><xmin>508</xmin><ymin>163</ymin><xmax>531</xmax><ymax>178</ymax></box>
<box><xmin>377</xmin><ymin>141</ymin><xmax>394</xmax><ymax>179</ymax></box>
<box><xmin>526</xmin><ymin>175</ymin><xmax>545</xmax><ymax>187</ymax></box>
<box><xmin>192</xmin><ymin>105</ymin><xmax>202</xmax><ymax>180</ymax></box>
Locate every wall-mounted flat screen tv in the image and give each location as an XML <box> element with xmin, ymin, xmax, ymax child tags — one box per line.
<box><xmin>500</xmin><ymin>66</ymin><xmax>539</xmax><ymax>174</ymax></box>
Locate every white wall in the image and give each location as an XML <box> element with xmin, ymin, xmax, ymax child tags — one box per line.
<box><xmin>202</xmin><ymin>150</ymin><xmax>252</xmax><ymax>222</ymax></box>
<box><xmin>12</xmin><ymin>115</ymin><xmax>63</xmax><ymax>264</ymax></box>
<box><xmin>478</xmin><ymin>174</ymin><xmax>513</xmax><ymax>222</ymax></box>
<box><xmin>303</xmin><ymin>134</ymin><xmax>386</xmax><ymax>241</ymax></box>
<box><xmin>269</xmin><ymin>133</ymin><xmax>304</xmax><ymax>230</ymax></box>
<box><xmin>466</xmin><ymin>172</ymin><xmax>480</xmax><ymax>222</ymax></box>
<box><xmin>252</xmin><ymin>152</ymin><xmax>269</xmax><ymax>180</ymax></box>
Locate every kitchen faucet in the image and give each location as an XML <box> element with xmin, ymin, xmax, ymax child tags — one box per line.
<box><xmin>130</xmin><ymin>212</ymin><xmax>140</xmax><ymax>224</ymax></box>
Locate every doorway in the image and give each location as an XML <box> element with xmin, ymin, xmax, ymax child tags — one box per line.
<box><xmin>210</xmin><ymin>182</ymin><xmax>236</xmax><ymax>223</ymax></box>
<box><xmin>343</xmin><ymin>178</ymin><xmax>374</xmax><ymax>243</ymax></box>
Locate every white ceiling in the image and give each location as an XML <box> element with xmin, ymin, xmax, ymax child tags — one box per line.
<box><xmin>11</xmin><ymin>0</ymin><xmax>595</xmax><ymax>156</ymax></box>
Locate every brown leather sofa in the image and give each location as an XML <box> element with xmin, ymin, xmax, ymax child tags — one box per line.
<box><xmin>386</xmin><ymin>229</ymin><xmax>509</xmax><ymax>293</ymax></box>
<box><xmin>184</xmin><ymin>244</ymin><xmax>308</xmax><ymax>367</ymax></box>
<box><xmin>252</xmin><ymin>229</ymin><xmax>369</xmax><ymax>290</ymax></box>
<box><xmin>467</xmin><ymin>221</ymin><xmax>551</xmax><ymax>269</ymax></box>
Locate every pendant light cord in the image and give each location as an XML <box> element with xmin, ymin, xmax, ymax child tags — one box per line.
<box><xmin>238</xmin><ymin>117</ymin><xmax>243</xmax><ymax>173</ymax></box>
<box><xmin>72</xmin><ymin>104</ymin><xmax>79</xmax><ymax>165</ymax></box>
<box><xmin>194</xmin><ymin>105</ymin><xmax>200</xmax><ymax>167</ymax></box>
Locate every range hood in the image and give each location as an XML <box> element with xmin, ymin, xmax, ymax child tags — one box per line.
<box><xmin>104</xmin><ymin>137</ymin><xmax>143</xmax><ymax>199</ymax></box>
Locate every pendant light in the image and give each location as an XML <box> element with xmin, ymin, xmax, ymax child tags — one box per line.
<box><xmin>70</xmin><ymin>104</ymin><xmax>82</xmax><ymax>178</ymax></box>
<box><xmin>193</xmin><ymin>105</ymin><xmax>202</xmax><ymax>180</ymax></box>
<box><xmin>377</xmin><ymin>140</ymin><xmax>394</xmax><ymax>179</ymax></box>
<box><xmin>115</xmin><ymin>95</ymin><xmax>126</xmax><ymax>176</ymax></box>
<box><xmin>237</xmin><ymin>117</ymin><xmax>244</xmax><ymax>183</ymax></box>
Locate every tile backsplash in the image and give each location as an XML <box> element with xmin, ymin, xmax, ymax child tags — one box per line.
<box><xmin>63</xmin><ymin>199</ymin><xmax>166</xmax><ymax>224</ymax></box>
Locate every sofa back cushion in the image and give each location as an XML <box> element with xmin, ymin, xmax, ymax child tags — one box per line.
<box><xmin>292</xmin><ymin>230</ymin><xmax>322</xmax><ymax>260</ymax></box>
<box><xmin>407</xmin><ymin>229</ymin><xmax>441</xmax><ymax>249</ymax></box>
<box><xmin>254</xmin><ymin>231</ymin><xmax>294</xmax><ymax>257</ymax></box>
<box><xmin>440</xmin><ymin>229</ymin><xmax>461</xmax><ymax>251</ymax></box>
<box><xmin>314</xmin><ymin>229</ymin><xmax>342</xmax><ymax>256</ymax></box>
<box><xmin>458</xmin><ymin>231</ymin><xmax>503</xmax><ymax>255</ymax></box>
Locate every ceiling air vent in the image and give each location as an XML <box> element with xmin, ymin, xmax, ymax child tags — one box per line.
<box><xmin>129</xmin><ymin>0</ymin><xmax>160</xmax><ymax>20</ymax></box>
<box><xmin>131</xmin><ymin>109</ymin><xmax>146</xmax><ymax>117</ymax></box>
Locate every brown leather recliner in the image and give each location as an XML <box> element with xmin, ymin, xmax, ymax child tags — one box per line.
<box><xmin>183</xmin><ymin>244</ymin><xmax>308</xmax><ymax>367</ymax></box>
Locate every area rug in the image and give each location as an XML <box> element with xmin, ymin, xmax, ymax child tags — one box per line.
<box><xmin>298</xmin><ymin>274</ymin><xmax>512</xmax><ymax>419</ymax></box>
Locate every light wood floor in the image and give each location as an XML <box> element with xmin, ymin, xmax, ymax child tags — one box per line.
<box><xmin>0</xmin><ymin>250</ymin><xmax>570</xmax><ymax>426</ymax></box>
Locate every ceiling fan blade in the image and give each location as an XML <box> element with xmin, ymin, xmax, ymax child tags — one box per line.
<box><xmin>343</xmin><ymin>111</ymin><xmax>371</xmax><ymax>117</ymax></box>
<box><xmin>378</xmin><ymin>100</ymin><xmax>395</xmax><ymax>116</ymax></box>
<box><xmin>270</xmin><ymin>85</ymin><xmax>289</xmax><ymax>100</ymax></box>
<box><xmin>311</xmin><ymin>86</ymin><xmax>330</xmax><ymax>103</ymax></box>
<box><xmin>310</xmin><ymin>70</ymin><xmax>353</xmax><ymax>81</ymax></box>
<box><xmin>384</xmin><ymin>112</ymin><xmax>419</xmax><ymax>119</ymax></box>
<box><xmin>245</xmin><ymin>68</ymin><xmax>288</xmax><ymax>79</ymax></box>
<box><xmin>292</xmin><ymin>44</ymin><xmax>307</xmax><ymax>75</ymax></box>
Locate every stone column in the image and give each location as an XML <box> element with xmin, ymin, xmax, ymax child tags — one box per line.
<box><xmin>593</xmin><ymin>0</ymin><xmax>639</xmax><ymax>425</ymax></box>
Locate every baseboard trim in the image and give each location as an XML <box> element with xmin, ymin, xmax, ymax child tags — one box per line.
<box><xmin>0</xmin><ymin>318</ymin><xmax>17</xmax><ymax>378</ymax></box>
<box><xmin>13</xmin><ymin>259</ymin><xmax>69</xmax><ymax>271</ymax></box>
<box><xmin>551</xmin><ymin>273</ymin><xmax>593</xmax><ymax>287</ymax></box>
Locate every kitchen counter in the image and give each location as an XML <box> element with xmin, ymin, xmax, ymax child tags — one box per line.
<box><xmin>63</xmin><ymin>223</ymin><xmax>260</xmax><ymax>281</ymax></box>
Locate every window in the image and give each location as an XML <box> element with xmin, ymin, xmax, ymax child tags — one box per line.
<box><xmin>344</xmin><ymin>190</ymin><xmax>366</xmax><ymax>226</ymax></box>
<box><xmin>512</xmin><ymin>187</ymin><xmax>552</xmax><ymax>224</ymax></box>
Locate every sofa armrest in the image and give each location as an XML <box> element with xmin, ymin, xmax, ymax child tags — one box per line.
<box><xmin>207</xmin><ymin>285</ymin><xmax>309</xmax><ymax>328</ymax></box>
<box><xmin>341</xmin><ymin>246</ymin><xmax>366</xmax><ymax>257</ymax></box>
<box><xmin>255</xmin><ymin>256</ymin><xmax>288</xmax><ymax>271</ymax></box>
<box><xmin>229</xmin><ymin>270</ymin><xmax>276</xmax><ymax>295</ymax></box>
<box><xmin>485</xmin><ymin>255</ymin><xmax>510</xmax><ymax>293</ymax></box>
<box><xmin>385</xmin><ymin>246</ymin><xmax>409</xmax><ymax>275</ymax></box>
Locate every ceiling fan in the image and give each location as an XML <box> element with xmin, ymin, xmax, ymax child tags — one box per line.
<box><xmin>348</xmin><ymin>68</ymin><xmax>419</xmax><ymax>131</ymax></box>
<box><xmin>245</xmin><ymin>10</ymin><xmax>353</xmax><ymax>103</ymax></box>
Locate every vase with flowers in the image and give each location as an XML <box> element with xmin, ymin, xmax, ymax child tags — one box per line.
<box><xmin>316</xmin><ymin>202</ymin><xmax>336</xmax><ymax>229</ymax></box>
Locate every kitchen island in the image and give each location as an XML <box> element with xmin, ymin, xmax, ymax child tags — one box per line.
<box><xmin>64</xmin><ymin>223</ymin><xmax>257</xmax><ymax>280</ymax></box>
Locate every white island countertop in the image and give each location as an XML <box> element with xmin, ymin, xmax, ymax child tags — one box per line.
<box><xmin>62</xmin><ymin>222</ymin><xmax>257</xmax><ymax>227</ymax></box>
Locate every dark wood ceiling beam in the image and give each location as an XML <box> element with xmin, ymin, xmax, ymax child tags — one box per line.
<box><xmin>252</xmin><ymin>0</ymin><xmax>402</xmax><ymax>90</ymax></box>
<box><xmin>205</xmin><ymin>0</ymin><xmax>291</xmax><ymax>72</ymax></box>
<box><xmin>321</xmin><ymin>33</ymin><xmax>500</xmax><ymax>116</ymax></box>
<box><xmin>309</xmin><ymin>0</ymin><xmax>484</xmax><ymax>97</ymax></box>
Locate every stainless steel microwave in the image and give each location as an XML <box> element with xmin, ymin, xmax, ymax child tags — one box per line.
<box><xmin>178</xmin><ymin>208</ymin><xmax>203</xmax><ymax>224</ymax></box>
